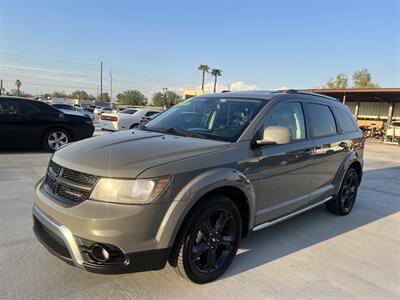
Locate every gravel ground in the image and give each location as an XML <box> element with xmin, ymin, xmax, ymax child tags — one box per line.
<box><xmin>0</xmin><ymin>136</ymin><xmax>399</xmax><ymax>299</ymax></box>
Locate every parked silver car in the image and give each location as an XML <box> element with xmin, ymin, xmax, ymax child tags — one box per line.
<box><xmin>33</xmin><ymin>90</ymin><xmax>364</xmax><ymax>283</ymax></box>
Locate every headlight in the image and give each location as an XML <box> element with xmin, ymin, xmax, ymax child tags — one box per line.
<box><xmin>90</xmin><ymin>176</ymin><xmax>171</xmax><ymax>204</ymax></box>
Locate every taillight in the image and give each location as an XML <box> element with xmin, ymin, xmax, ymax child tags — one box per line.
<box><xmin>101</xmin><ymin>115</ymin><xmax>118</xmax><ymax>121</ymax></box>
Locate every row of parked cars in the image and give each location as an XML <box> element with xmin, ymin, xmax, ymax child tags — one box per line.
<box><xmin>0</xmin><ymin>97</ymin><xmax>95</xmax><ymax>151</ymax></box>
<box><xmin>99</xmin><ymin>107</ymin><xmax>161</xmax><ymax>131</ymax></box>
<box><xmin>0</xmin><ymin>97</ymin><xmax>164</xmax><ymax>151</ymax></box>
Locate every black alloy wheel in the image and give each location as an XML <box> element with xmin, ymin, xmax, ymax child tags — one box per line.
<box><xmin>169</xmin><ymin>194</ymin><xmax>242</xmax><ymax>284</ymax></box>
<box><xmin>326</xmin><ymin>168</ymin><xmax>359</xmax><ymax>215</ymax></box>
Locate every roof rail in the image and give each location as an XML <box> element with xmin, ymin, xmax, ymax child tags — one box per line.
<box><xmin>276</xmin><ymin>89</ymin><xmax>339</xmax><ymax>102</ymax></box>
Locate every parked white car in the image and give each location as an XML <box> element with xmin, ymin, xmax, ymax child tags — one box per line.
<box><xmin>99</xmin><ymin>108</ymin><xmax>161</xmax><ymax>131</ymax></box>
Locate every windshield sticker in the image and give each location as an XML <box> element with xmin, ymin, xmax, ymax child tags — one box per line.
<box><xmin>176</xmin><ymin>98</ymin><xmax>193</xmax><ymax>106</ymax></box>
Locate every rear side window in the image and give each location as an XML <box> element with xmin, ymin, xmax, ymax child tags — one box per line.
<box><xmin>18</xmin><ymin>101</ymin><xmax>38</xmax><ymax>114</ymax></box>
<box><xmin>32</xmin><ymin>101</ymin><xmax>59</xmax><ymax>112</ymax></box>
<box><xmin>333</xmin><ymin>107</ymin><xmax>358</xmax><ymax>133</ymax></box>
<box><xmin>307</xmin><ymin>103</ymin><xmax>337</xmax><ymax>137</ymax></box>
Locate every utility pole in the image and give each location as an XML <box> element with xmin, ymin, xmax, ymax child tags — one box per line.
<box><xmin>100</xmin><ymin>61</ymin><xmax>103</xmax><ymax>105</ymax></box>
<box><xmin>162</xmin><ymin>87</ymin><xmax>168</xmax><ymax>110</ymax></box>
<box><xmin>109</xmin><ymin>69</ymin><xmax>113</xmax><ymax>103</ymax></box>
<box><xmin>0</xmin><ymin>79</ymin><xmax>3</xmax><ymax>95</ymax></box>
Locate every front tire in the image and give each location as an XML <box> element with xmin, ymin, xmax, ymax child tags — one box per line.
<box><xmin>326</xmin><ymin>168</ymin><xmax>359</xmax><ymax>215</ymax></box>
<box><xmin>169</xmin><ymin>194</ymin><xmax>242</xmax><ymax>284</ymax></box>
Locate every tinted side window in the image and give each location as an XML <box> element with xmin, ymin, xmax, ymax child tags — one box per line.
<box><xmin>307</xmin><ymin>103</ymin><xmax>337</xmax><ymax>137</ymax></box>
<box><xmin>0</xmin><ymin>101</ymin><xmax>19</xmax><ymax>114</ymax></box>
<box><xmin>19</xmin><ymin>102</ymin><xmax>38</xmax><ymax>114</ymax></box>
<box><xmin>333</xmin><ymin>107</ymin><xmax>357</xmax><ymax>133</ymax></box>
<box><xmin>263</xmin><ymin>102</ymin><xmax>306</xmax><ymax>141</ymax></box>
<box><xmin>32</xmin><ymin>101</ymin><xmax>59</xmax><ymax>112</ymax></box>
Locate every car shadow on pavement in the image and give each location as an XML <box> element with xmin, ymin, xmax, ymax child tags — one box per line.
<box><xmin>0</xmin><ymin>148</ymin><xmax>49</xmax><ymax>154</ymax></box>
<box><xmin>223</xmin><ymin>166</ymin><xmax>400</xmax><ymax>279</ymax></box>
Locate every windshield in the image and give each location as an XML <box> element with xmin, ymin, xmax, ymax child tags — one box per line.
<box><xmin>144</xmin><ymin>97</ymin><xmax>265</xmax><ymax>142</ymax></box>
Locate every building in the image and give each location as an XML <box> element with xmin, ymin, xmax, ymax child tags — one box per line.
<box><xmin>183</xmin><ymin>89</ymin><xmax>204</xmax><ymax>99</ymax></box>
<box><xmin>304</xmin><ymin>88</ymin><xmax>400</xmax><ymax>128</ymax></box>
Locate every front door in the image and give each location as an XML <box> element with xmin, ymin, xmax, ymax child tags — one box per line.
<box><xmin>0</xmin><ymin>100</ymin><xmax>22</xmax><ymax>145</ymax></box>
<box><xmin>254</xmin><ymin>101</ymin><xmax>315</xmax><ymax>224</ymax></box>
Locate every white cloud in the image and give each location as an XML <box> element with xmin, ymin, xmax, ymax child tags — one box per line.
<box><xmin>227</xmin><ymin>81</ymin><xmax>258</xmax><ymax>91</ymax></box>
<box><xmin>202</xmin><ymin>81</ymin><xmax>258</xmax><ymax>93</ymax></box>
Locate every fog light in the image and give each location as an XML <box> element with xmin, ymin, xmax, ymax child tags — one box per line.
<box><xmin>90</xmin><ymin>244</ymin><xmax>110</xmax><ymax>262</ymax></box>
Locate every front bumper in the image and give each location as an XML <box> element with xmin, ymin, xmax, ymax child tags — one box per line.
<box><xmin>33</xmin><ymin>204</ymin><xmax>170</xmax><ymax>274</ymax></box>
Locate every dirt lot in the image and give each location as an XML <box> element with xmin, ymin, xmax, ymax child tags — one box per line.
<box><xmin>0</xmin><ymin>137</ymin><xmax>399</xmax><ymax>299</ymax></box>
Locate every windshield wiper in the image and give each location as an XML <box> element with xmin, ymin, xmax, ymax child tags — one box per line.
<box><xmin>164</xmin><ymin>127</ymin><xmax>206</xmax><ymax>139</ymax></box>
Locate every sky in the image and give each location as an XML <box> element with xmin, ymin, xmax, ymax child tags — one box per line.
<box><xmin>0</xmin><ymin>0</ymin><xmax>399</xmax><ymax>98</ymax></box>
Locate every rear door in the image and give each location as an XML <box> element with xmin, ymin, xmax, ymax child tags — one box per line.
<box><xmin>304</xmin><ymin>100</ymin><xmax>349</xmax><ymax>196</ymax></box>
<box><xmin>255</xmin><ymin>100</ymin><xmax>315</xmax><ymax>223</ymax></box>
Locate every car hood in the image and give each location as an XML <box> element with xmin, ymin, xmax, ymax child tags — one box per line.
<box><xmin>52</xmin><ymin>130</ymin><xmax>230</xmax><ymax>178</ymax></box>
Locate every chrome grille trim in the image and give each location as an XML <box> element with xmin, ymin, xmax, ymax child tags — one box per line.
<box><xmin>43</xmin><ymin>161</ymin><xmax>100</xmax><ymax>205</ymax></box>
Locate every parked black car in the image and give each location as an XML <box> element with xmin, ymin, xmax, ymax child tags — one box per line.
<box><xmin>0</xmin><ymin>96</ymin><xmax>95</xmax><ymax>151</ymax></box>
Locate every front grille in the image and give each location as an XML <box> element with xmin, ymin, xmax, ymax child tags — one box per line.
<box><xmin>62</xmin><ymin>168</ymin><xmax>99</xmax><ymax>186</ymax></box>
<box><xmin>43</xmin><ymin>160</ymin><xmax>100</xmax><ymax>205</ymax></box>
<box><xmin>45</xmin><ymin>175</ymin><xmax>56</xmax><ymax>192</ymax></box>
<box><xmin>48</xmin><ymin>160</ymin><xmax>62</xmax><ymax>176</ymax></box>
<box><xmin>33</xmin><ymin>216</ymin><xmax>71</xmax><ymax>259</ymax></box>
<box><xmin>57</xmin><ymin>184</ymin><xmax>91</xmax><ymax>202</ymax></box>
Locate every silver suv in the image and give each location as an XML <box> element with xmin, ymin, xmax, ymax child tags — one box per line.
<box><xmin>33</xmin><ymin>90</ymin><xmax>364</xmax><ymax>283</ymax></box>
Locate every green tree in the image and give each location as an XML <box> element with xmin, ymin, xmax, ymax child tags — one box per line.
<box><xmin>152</xmin><ymin>91</ymin><xmax>181</xmax><ymax>107</ymax></box>
<box><xmin>352</xmin><ymin>69</ymin><xmax>380</xmax><ymax>88</ymax></box>
<box><xmin>10</xmin><ymin>89</ymin><xmax>28</xmax><ymax>97</ymax></box>
<box><xmin>325</xmin><ymin>73</ymin><xmax>348</xmax><ymax>89</ymax></box>
<box><xmin>97</xmin><ymin>92</ymin><xmax>110</xmax><ymax>102</ymax></box>
<box><xmin>210</xmin><ymin>69</ymin><xmax>222</xmax><ymax>93</ymax></box>
<box><xmin>15</xmin><ymin>79</ymin><xmax>22</xmax><ymax>92</ymax></box>
<box><xmin>198</xmin><ymin>64</ymin><xmax>210</xmax><ymax>92</ymax></box>
<box><xmin>70</xmin><ymin>90</ymin><xmax>89</xmax><ymax>100</ymax></box>
<box><xmin>51</xmin><ymin>91</ymin><xmax>67</xmax><ymax>98</ymax></box>
<box><xmin>116</xmin><ymin>90</ymin><xmax>147</xmax><ymax>106</ymax></box>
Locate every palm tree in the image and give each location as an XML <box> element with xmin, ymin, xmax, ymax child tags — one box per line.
<box><xmin>198</xmin><ymin>64</ymin><xmax>209</xmax><ymax>92</ymax></box>
<box><xmin>210</xmin><ymin>69</ymin><xmax>222</xmax><ymax>93</ymax></box>
<box><xmin>15</xmin><ymin>79</ymin><xmax>22</xmax><ymax>92</ymax></box>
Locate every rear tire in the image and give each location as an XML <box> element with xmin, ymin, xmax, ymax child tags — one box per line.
<box><xmin>42</xmin><ymin>128</ymin><xmax>71</xmax><ymax>152</ymax></box>
<box><xmin>326</xmin><ymin>168</ymin><xmax>359</xmax><ymax>215</ymax></box>
<box><xmin>169</xmin><ymin>194</ymin><xmax>242</xmax><ymax>284</ymax></box>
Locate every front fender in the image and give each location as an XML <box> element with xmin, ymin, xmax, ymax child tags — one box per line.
<box><xmin>155</xmin><ymin>168</ymin><xmax>256</xmax><ymax>248</ymax></box>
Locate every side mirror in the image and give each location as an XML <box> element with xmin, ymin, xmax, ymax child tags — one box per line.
<box><xmin>256</xmin><ymin>126</ymin><xmax>292</xmax><ymax>145</ymax></box>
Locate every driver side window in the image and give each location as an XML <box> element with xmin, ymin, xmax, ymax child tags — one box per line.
<box><xmin>263</xmin><ymin>102</ymin><xmax>306</xmax><ymax>141</ymax></box>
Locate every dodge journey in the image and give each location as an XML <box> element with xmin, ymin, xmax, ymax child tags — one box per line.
<box><xmin>32</xmin><ymin>90</ymin><xmax>363</xmax><ymax>283</ymax></box>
